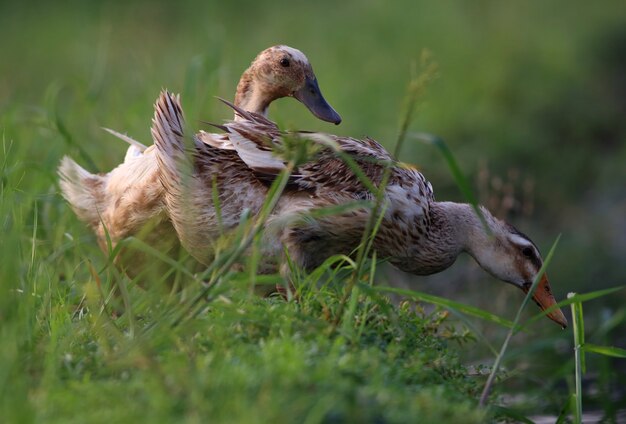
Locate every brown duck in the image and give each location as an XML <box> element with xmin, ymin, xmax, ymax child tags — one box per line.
<box><xmin>152</xmin><ymin>91</ymin><xmax>568</xmax><ymax>328</ymax></box>
<box><xmin>58</xmin><ymin>45</ymin><xmax>340</xmax><ymax>280</ymax></box>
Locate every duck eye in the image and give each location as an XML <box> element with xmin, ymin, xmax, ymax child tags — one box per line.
<box><xmin>522</xmin><ymin>247</ymin><xmax>534</xmax><ymax>258</ymax></box>
<box><xmin>280</xmin><ymin>58</ymin><xmax>290</xmax><ymax>67</ymax></box>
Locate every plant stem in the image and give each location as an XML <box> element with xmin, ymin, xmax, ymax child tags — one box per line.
<box><xmin>569</xmin><ymin>292</ymin><xmax>583</xmax><ymax>424</ymax></box>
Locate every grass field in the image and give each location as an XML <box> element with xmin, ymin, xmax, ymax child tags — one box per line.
<box><xmin>2</xmin><ymin>1</ymin><xmax>626</xmax><ymax>422</ymax></box>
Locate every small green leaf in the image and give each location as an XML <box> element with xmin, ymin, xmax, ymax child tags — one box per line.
<box><xmin>582</xmin><ymin>343</ymin><xmax>626</xmax><ymax>358</ymax></box>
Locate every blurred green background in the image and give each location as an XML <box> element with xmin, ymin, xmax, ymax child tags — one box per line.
<box><xmin>1</xmin><ymin>0</ymin><xmax>625</xmax><ymax>419</ymax></box>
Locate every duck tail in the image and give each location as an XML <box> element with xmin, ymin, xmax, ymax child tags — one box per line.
<box><xmin>151</xmin><ymin>90</ymin><xmax>206</xmax><ymax>256</ymax></box>
<box><xmin>58</xmin><ymin>156</ymin><xmax>106</xmax><ymax>228</ymax></box>
<box><xmin>152</xmin><ymin>90</ymin><xmax>188</xmax><ymax>193</ymax></box>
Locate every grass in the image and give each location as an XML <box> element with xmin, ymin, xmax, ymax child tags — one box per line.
<box><xmin>3</xmin><ymin>83</ymin><xmax>623</xmax><ymax>424</ymax></box>
<box><xmin>39</xmin><ymin>295</ymin><xmax>486</xmax><ymax>423</ymax></box>
<box><xmin>1</xmin><ymin>181</ymin><xmax>489</xmax><ymax>423</ymax></box>
<box><xmin>2</xmin><ymin>1</ymin><xmax>626</xmax><ymax>422</ymax></box>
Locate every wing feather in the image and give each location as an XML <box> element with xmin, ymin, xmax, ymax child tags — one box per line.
<box><xmin>192</xmin><ymin>98</ymin><xmax>434</xmax><ymax>203</ymax></box>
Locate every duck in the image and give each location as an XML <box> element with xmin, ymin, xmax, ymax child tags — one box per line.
<box><xmin>152</xmin><ymin>91</ymin><xmax>568</xmax><ymax>328</ymax></box>
<box><xmin>58</xmin><ymin>45</ymin><xmax>341</xmax><ymax>280</ymax></box>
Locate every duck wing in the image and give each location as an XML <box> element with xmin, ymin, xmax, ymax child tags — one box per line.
<box><xmin>212</xmin><ymin>103</ymin><xmax>429</xmax><ymax>200</ymax></box>
<box><xmin>292</xmin><ymin>134</ymin><xmax>434</xmax><ymax>201</ymax></box>
<box><xmin>196</xmin><ymin>99</ymin><xmax>434</xmax><ymax>202</ymax></box>
<box><xmin>206</xmin><ymin>99</ymin><xmax>286</xmax><ymax>175</ymax></box>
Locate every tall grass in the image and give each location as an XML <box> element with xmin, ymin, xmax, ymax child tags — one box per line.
<box><xmin>563</xmin><ymin>292</ymin><xmax>626</xmax><ymax>424</ymax></box>
<box><xmin>479</xmin><ymin>235</ymin><xmax>561</xmax><ymax>406</ymax></box>
<box><xmin>3</xmin><ymin>81</ymin><xmax>625</xmax><ymax>424</ymax></box>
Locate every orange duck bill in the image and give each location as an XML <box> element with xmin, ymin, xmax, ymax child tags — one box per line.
<box><xmin>522</xmin><ymin>273</ymin><xmax>568</xmax><ymax>328</ymax></box>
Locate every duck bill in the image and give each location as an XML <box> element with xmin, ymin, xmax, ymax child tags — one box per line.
<box><xmin>522</xmin><ymin>273</ymin><xmax>568</xmax><ymax>328</ymax></box>
<box><xmin>294</xmin><ymin>77</ymin><xmax>342</xmax><ymax>125</ymax></box>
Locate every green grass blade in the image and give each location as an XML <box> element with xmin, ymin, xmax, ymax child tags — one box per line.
<box><xmin>394</xmin><ymin>51</ymin><xmax>438</xmax><ymax>157</ymax></box>
<box><xmin>308</xmin><ymin>254</ymin><xmax>358</xmax><ymax>283</ymax></box>
<box><xmin>171</xmin><ymin>161</ymin><xmax>296</xmax><ymax>326</ymax></box>
<box><xmin>304</xmin><ymin>133</ymin><xmax>380</xmax><ymax>195</ymax></box>
<box><xmin>479</xmin><ymin>234</ymin><xmax>560</xmax><ymax>407</ymax></box>
<box><xmin>332</xmin><ymin>149</ymin><xmax>380</xmax><ymax>195</ymax></box>
<box><xmin>341</xmin><ymin>282</ymin><xmax>360</xmax><ymax>339</ymax></box>
<box><xmin>582</xmin><ymin>343</ymin><xmax>626</xmax><ymax>358</ymax></box>
<box><xmin>524</xmin><ymin>286</ymin><xmax>625</xmax><ymax>328</ymax></box>
<box><xmin>411</xmin><ymin>132</ymin><xmax>489</xmax><ymax>233</ymax></box>
<box><xmin>555</xmin><ymin>394</ymin><xmax>576</xmax><ymax>424</ymax></box>
<box><xmin>122</xmin><ymin>237</ymin><xmax>200</xmax><ymax>282</ymax></box>
<box><xmin>569</xmin><ymin>292</ymin><xmax>584</xmax><ymax>424</ymax></box>
<box><xmin>55</xmin><ymin>112</ymin><xmax>99</xmax><ymax>172</ymax></box>
<box><xmin>373</xmin><ymin>286</ymin><xmax>516</xmax><ymax>329</ymax></box>
<box><xmin>304</xmin><ymin>200</ymin><xmax>374</xmax><ymax>219</ymax></box>
<box><xmin>211</xmin><ymin>175</ymin><xmax>224</xmax><ymax>234</ymax></box>
<box><xmin>572</xmin><ymin>294</ymin><xmax>586</xmax><ymax>373</ymax></box>
<box><xmin>28</xmin><ymin>201</ymin><xmax>38</xmax><ymax>287</ymax></box>
<box><xmin>330</xmin><ymin>58</ymin><xmax>437</xmax><ymax>330</ymax></box>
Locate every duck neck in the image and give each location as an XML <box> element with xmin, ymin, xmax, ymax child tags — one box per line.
<box><xmin>388</xmin><ymin>202</ymin><xmax>487</xmax><ymax>275</ymax></box>
<box><xmin>234</xmin><ymin>67</ymin><xmax>275</xmax><ymax>118</ymax></box>
<box><xmin>431</xmin><ymin>201</ymin><xmax>496</xmax><ymax>264</ymax></box>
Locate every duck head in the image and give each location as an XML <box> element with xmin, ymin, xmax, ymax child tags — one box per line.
<box><xmin>466</xmin><ymin>209</ymin><xmax>568</xmax><ymax>328</ymax></box>
<box><xmin>234</xmin><ymin>45</ymin><xmax>341</xmax><ymax>124</ymax></box>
